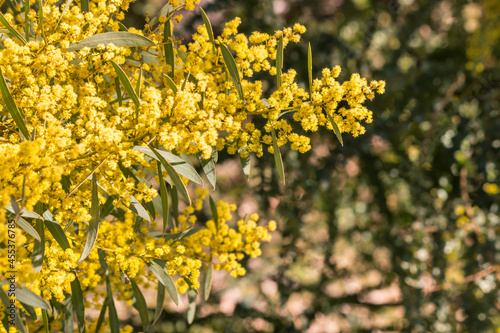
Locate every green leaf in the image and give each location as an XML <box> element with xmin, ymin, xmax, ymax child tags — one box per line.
<box><xmin>62</xmin><ymin>297</ymin><xmax>73</xmax><ymax>333</ymax></box>
<box><xmin>135</xmin><ymin>68</ymin><xmax>142</xmax><ymax>97</ymax></box>
<box><xmin>42</xmin><ymin>309</ymin><xmax>49</xmax><ymax>333</ymax></box>
<box><xmin>44</xmin><ymin>219</ymin><xmax>71</xmax><ymax>250</ymax></box>
<box><xmin>21</xmin><ymin>301</ymin><xmax>37</xmax><ymax>318</ymax></box>
<box><xmin>220</xmin><ymin>44</ymin><xmax>244</xmax><ymax>101</ymax></box>
<box><xmin>99</xmin><ymin>250</ymin><xmax>119</xmax><ymax>333</ymax></box>
<box><xmin>114</xmin><ymin>77</ymin><xmax>122</xmax><ymax>106</ymax></box>
<box><xmin>38</xmin><ymin>0</ymin><xmax>47</xmax><ymax>44</ymax></box>
<box><xmin>110</xmin><ymin>61</ymin><xmax>140</xmax><ymax>109</ymax></box>
<box><xmin>163</xmin><ymin>73</ymin><xmax>177</xmax><ymax>93</ymax></box>
<box><xmin>148</xmin><ymin>145</ymin><xmax>191</xmax><ymax>205</ymax></box>
<box><xmin>203</xmin><ymin>262</ymin><xmax>213</xmax><ymax>301</ymax></box>
<box><xmin>70</xmin><ymin>277</ymin><xmax>85</xmax><ymax>332</ymax></box>
<box><xmin>164</xmin><ymin>20</ymin><xmax>175</xmax><ymax>78</ymax></box>
<box><xmin>94</xmin><ymin>298</ymin><xmax>108</xmax><ymax>333</ymax></box>
<box><xmin>271</xmin><ymin>126</ymin><xmax>285</xmax><ymax>184</ymax></box>
<box><xmin>157</xmin><ymin>162</ymin><xmax>170</xmax><ymax>234</ymax></box>
<box><xmin>16</xmin><ymin>285</ymin><xmax>50</xmax><ymax>310</ymax></box>
<box><xmin>239</xmin><ymin>153</ymin><xmax>251</xmax><ymax>179</ymax></box>
<box><xmin>276</xmin><ymin>35</ymin><xmax>283</xmax><ymax>88</ymax></box>
<box><xmin>147</xmin><ymin>260</ymin><xmax>179</xmax><ymax>306</ymax></box>
<box><xmin>0</xmin><ymin>69</ymin><xmax>30</xmax><ymax>140</ymax></box>
<box><xmin>187</xmin><ymin>289</ymin><xmax>197</xmax><ymax>324</ymax></box>
<box><xmin>130</xmin><ymin>195</ymin><xmax>151</xmax><ymax>222</ymax></box>
<box><xmin>67</xmin><ymin>31</ymin><xmax>156</xmax><ymax>51</ymax></box>
<box><xmin>153</xmin><ymin>281</ymin><xmax>165</xmax><ymax>325</ymax></box>
<box><xmin>53</xmin><ymin>0</ymin><xmax>74</xmax><ymax>32</ymax></box>
<box><xmin>130</xmin><ymin>279</ymin><xmax>149</xmax><ymax>332</ymax></box>
<box><xmin>134</xmin><ymin>146</ymin><xmax>203</xmax><ymax>185</ymax></box>
<box><xmin>308</xmin><ymin>42</ymin><xmax>312</xmax><ymax>95</ymax></box>
<box><xmin>16</xmin><ymin>217</ymin><xmax>40</xmax><ymax>241</ymax></box>
<box><xmin>78</xmin><ymin>175</ymin><xmax>100</xmax><ymax>264</ymax></box>
<box><xmin>209</xmin><ymin>196</ymin><xmax>218</xmax><ymax>232</ymax></box>
<box><xmin>200</xmin><ymin>8</ymin><xmax>215</xmax><ymax>52</ymax></box>
<box><xmin>24</xmin><ymin>0</ymin><xmax>29</xmax><ymax>41</ymax></box>
<box><xmin>118</xmin><ymin>22</ymin><xmax>128</xmax><ymax>31</ymax></box>
<box><xmin>0</xmin><ymin>11</ymin><xmax>27</xmax><ymax>44</ymax></box>
<box><xmin>163</xmin><ymin>227</ymin><xmax>203</xmax><ymax>243</ymax></box>
<box><xmin>149</xmin><ymin>3</ymin><xmax>173</xmax><ymax>27</ymax></box>
<box><xmin>99</xmin><ymin>195</ymin><xmax>115</xmax><ymax>219</ymax></box>
<box><xmin>326</xmin><ymin>112</ymin><xmax>344</xmax><ymax>146</ymax></box>
<box><xmin>32</xmin><ymin>219</ymin><xmax>44</xmax><ymax>271</ymax></box>
<box><xmin>198</xmin><ymin>148</ymin><xmax>217</xmax><ymax>189</ymax></box>
<box><xmin>81</xmin><ymin>0</ymin><xmax>89</xmax><ymax>12</ymax></box>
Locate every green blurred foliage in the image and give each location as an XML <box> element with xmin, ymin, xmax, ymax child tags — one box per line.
<box><xmin>128</xmin><ymin>0</ymin><xmax>500</xmax><ymax>331</ymax></box>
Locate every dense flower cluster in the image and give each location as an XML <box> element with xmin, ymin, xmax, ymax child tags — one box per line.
<box><xmin>0</xmin><ymin>0</ymin><xmax>384</xmax><ymax>330</ymax></box>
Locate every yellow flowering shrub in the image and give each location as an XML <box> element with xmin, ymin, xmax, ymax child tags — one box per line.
<box><xmin>0</xmin><ymin>0</ymin><xmax>384</xmax><ymax>331</ymax></box>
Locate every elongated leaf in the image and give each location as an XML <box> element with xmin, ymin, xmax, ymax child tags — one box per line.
<box><xmin>198</xmin><ymin>148</ymin><xmax>217</xmax><ymax>189</ymax></box>
<box><xmin>6</xmin><ymin>205</ymin><xmax>42</xmax><ymax>220</ymax></box>
<box><xmin>220</xmin><ymin>44</ymin><xmax>244</xmax><ymax>100</ymax></box>
<box><xmin>239</xmin><ymin>153</ymin><xmax>251</xmax><ymax>179</ymax></box>
<box><xmin>16</xmin><ymin>217</ymin><xmax>40</xmax><ymax>241</ymax></box>
<box><xmin>130</xmin><ymin>195</ymin><xmax>151</xmax><ymax>222</ymax></box>
<box><xmin>78</xmin><ymin>175</ymin><xmax>100</xmax><ymax>264</ymax></box>
<box><xmin>38</xmin><ymin>0</ymin><xmax>47</xmax><ymax>44</ymax></box>
<box><xmin>308</xmin><ymin>42</ymin><xmax>312</xmax><ymax>94</ymax></box>
<box><xmin>209</xmin><ymin>196</ymin><xmax>218</xmax><ymax>232</ymax></box>
<box><xmin>204</xmin><ymin>262</ymin><xmax>213</xmax><ymax>301</ymax></box>
<box><xmin>16</xmin><ymin>285</ymin><xmax>50</xmax><ymax>310</ymax></box>
<box><xmin>70</xmin><ymin>277</ymin><xmax>85</xmax><ymax>332</ymax></box>
<box><xmin>62</xmin><ymin>297</ymin><xmax>73</xmax><ymax>333</ymax></box>
<box><xmin>148</xmin><ymin>146</ymin><xmax>191</xmax><ymax>205</ymax></box>
<box><xmin>110</xmin><ymin>61</ymin><xmax>140</xmax><ymax>109</ymax></box>
<box><xmin>99</xmin><ymin>250</ymin><xmax>119</xmax><ymax>333</ymax></box>
<box><xmin>134</xmin><ymin>146</ymin><xmax>203</xmax><ymax>185</ymax></box>
<box><xmin>276</xmin><ymin>35</ymin><xmax>283</xmax><ymax>88</ymax></box>
<box><xmin>187</xmin><ymin>289</ymin><xmax>197</xmax><ymax>324</ymax></box>
<box><xmin>135</xmin><ymin>68</ymin><xmax>142</xmax><ymax>97</ymax></box>
<box><xmin>157</xmin><ymin>163</ymin><xmax>170</xmax><ymax>234</ymax></box>
<box><xmin>99</xmin><ymin>195</ymin><xmax>115</xmax><ymax>219</ymax></box>
<box><xmin>0</xmin><ymin>12</ymin><xmax>27</xmax><ymax>44</ymax></box>
<box><xmin>326</xmin><ymin>112</ymin><xmax>344</xmax><ymax>146</ymax></box>
<box><xmin>118</xmin><ymin>22</ymin><xmax>127</xmax><ymax>31</ymax></box>
<box><xmin>147</xmin><ymin>260</ymin><xmax>178</xmax><ymax>306</ymax></box>
<box><xmin>163</xmin><ymin>74</ymin><xmax>177</xmax><ymax>93</ymax></box>
<box><xmin>67</xmin><ymin>32</ymin><xmax>155</xmax><ymax>51</ymax></box>
<box><xmin>42</xmin><ymin>309</ymin><xmax>49</xmax><ymax>333</ymax></box>
<box><xmin>32</xmin><ymin>220</ymin><xmax>44</xmax><ymax>271</ymax></box>
<box><xmin>44</xmin><ymin>220</ymin><xmax>70</xmax><ymax>250</ymax></box>
<box><xmin>149</xmin><ymin>3</ymin><xmax>173</xmax><ymax>27</ymax></box>
<box><xmin>200</xmin><ymin>8</ymin><xmax>215</xmax><ymax>52</ymax></box>
<box><xmin>130</xmin><ymin>279</ymin><xmax>149</xmax><ymax>332</ymax></box>
<box><xmin>153</xmin><ymin>281</ymin><xmax>165</xmax><ymax>325</ymax></box>
<box><xmin>164</xmin><ymin>227</ymin><xmax>203</xmax><ymax>243</ymax></box>
<box><xmin>94</xmin><ymin>298</ymin><xmax>108</xmax><ymax>333</ymax></box>
<box><xmin>81</xmin><ymin>0</ymin><xmax>88</xmax><ymax>12</ymax></box>
<box><xmin>53</xmin><ymin>0</ymin><xmax>74</xmax><ymax>32</ymax></box>
<box><xmin>24</xmin><ymin>0</ymin><xmax>29</xmax><ymax>41</ymax></box>
<box><xmin>271</xmin><ymin>126</ymin><xmax>285</xmax><ymax>184</ymax></box>
<box><xmin>21</xmin><ymin>301</ymin><xmax>37</xmax><ymax>318</ymax></box>
<box><xmin>0</xmin><ymin>70</ymin><xmax>30</xmax><ymax>140</ymax></box>
<box><xmin>164</xmin><ymin>20</ymin><xmax>174</xmax><ymax>78</ymax></box>
<box><xmin>114</xmin><ymin>77</ymin><xmax>122</xmax><ymax>106</ymax></box>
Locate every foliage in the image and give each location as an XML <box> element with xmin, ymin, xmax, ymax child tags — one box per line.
<box><xmin>0</xmin><ymin>0</ymin><xmax>384</xmax><ymax>331</ymax></box>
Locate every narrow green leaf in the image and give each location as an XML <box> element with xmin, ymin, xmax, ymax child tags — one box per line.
<box><xmin>220</xmin><ymin>44</ymin><xmax>244</xmax><ymax>101</ymax></box>
<box><xmin>67</xmin><ymin>31</ymin><xmax>155</xmax><ymax>51</ymax></box>
<box><xmin>81</xmin><ymin>0</ymin><xmax>89</xmax><ymax>12</ymax></box>
<box><xmin>198</xmin><ymin>148</ymin><xmax>217</xmax><ymax>189</ymax></box>
<box><xmin>61</xmin><ymin>175</ymin><xmax>71</xmax><ymax>193</ymax></box>
<box><xmin>0</xmin><ymin>69</ymin><xmax>30</xmax><ymax>140</ymax></box>
<box><xmin>114</xmin><ymin>77</ymin><xmax>122</xmax><ymax>106</ymax></box>
<box><xmin>147</xmin><ymin>260</ymin><xmax>179</xmax><ymax>306</ymax></box>
<box><xmin>110</xmin><ymin>61</ymin><xmax>140</xmax><ymax>109</ymax></box>
<box><xmin>78</xmin><ymin>174</ymin><xmax>100</xmax><ymax>264</ymax></box>
<box><xmin>163</xmin><ymin>20</ymin><xmax>175</xmax><ymax>78</ymax></box>
<box><xmin>308</xmin><ymin>42</ymin><xmax>312</xmax><ymax>95</ymax></box>
<box><xmin>134</xmin><ymin>146</ymin><xmax>203</xmax><ymax>185</ymax></box>
<box><xmin>187</xmin><ymin>289</ymin><xmax>197</xmax><ymax>324</ymax></box>
<box><xmin>163</xmin><ymin>227</ymin><xmax>203</xmax><ymax>244</ymax></box>
<box><xmin>42</xmin><ymin>309</ymin><xmax>49</xmax><ymax>333</ymax></box>
<box><xmin>239</xmin><ymin>153</ymin><xmax>250</xmax><ymax>179</ymax></box>
<box><xmin>149</xmin><ymin>3</ymin><xmax>173</xmax><ymax>27</ymax></box>
<box><xmin>24</xmin><ymin>0</ymin><xmax>29</xmax><ymax>41</ymax></box>
<box><xmin>16</xmin><ymin>285</ymin><xmax>50</xmax><ymax>310</ymax></box>
<box><xmin>130</xmin><ymin>195</ymin><xmax>151</xmax><ymax>222</ymax></box>
<box><xmin>148</xmin><ymin>145</ymin><xmax>191</xmax><ymax>205</ymax></box>
<box><xmin>44</xmin><ymin>219</ymin><xmax>71</xmax><ymax>250</ymax></box>
<box><xmin>130</xmin><ymin>279</ymin><xmax>149</xmax><ymax>332</ymax></box>
<box><xmin>70</xmin><ymin>277</ymin><xmax>85</xmax><ymax>332</ymax></box>
<box><xmin>21</xmin><ymin>301</ymin><xmax>37</xmax><ymax>318</ymax></box>
<box><xmin>200</xmin><ymin>8</ymin><xmax>215</xmax><ymax>52</ymax></box>
<box><xmin>0</xmin><ymin>11</ymin><xmax>27</xmax><ymax>44</ymax></box>
<box><xmin>209</xmin><ymin>196</ymin><xmax>218</xmax><ymax>232</ymax></box>
<box><xmin>53</xmin><ymin>0</ymin><xmax>74</xmax><ymax>32</ymax></box>
<box><xmin>271</xmin><ymin>126</ymin><xmax>285</xmax><ymax>184</ymax></box>
<box><xmin>326</xmin><ymin>112</ymin><xmax>344</xmax><ymax>146</ymax></box>
<box><xmin>135</xmin><ymin>68</ymin><xmax>142</xmax><ymax>97</ymax></box>
<box><xmin>170</xmin><ymin>186</ymin><xmax>178</xmax><ymax>221</ymax></box>
<box><xmin>62</xmin><ymin>297</ymin><xmax>73</xmax><ymax>333</ymax></box>
<box><xmin>157</xmin><ymin>163</ymin><xmax>170</xmax><ymax>234</ymax></box>
<box><xmin>276</xmin><ymin>35</ymin><xmax>283</xmax><ymax>88</ymax></box>
<box><xmin>117</xmin><ymin>22</ymin><xmax>128</xmax><ymax>31</ymax></box>
<box><xmin>203</xmin><ymin>262</ymin><xmax>213</xmax><ymax>301</ymax></box>
<box><xmin>181</xmin><ymin>71</ymin><xmax>190</xmax><ymax>91</ymax></box>
<box><xmin>38</xmin><ymin>0</ymin><xmax>47</xmax><ymax>44</ymax></box>
<box><xmin>94</xmin><ymin>298</ymin><xmax>108</xmax><ymax>333</ymax></box>
<box><xmin>99</xmin><ymin>250</ymin><xmax>119</xmax><ymax>333</ymax></box>
<box><xmin>163</xmin><ymin>73</ymin><xmax>177</xmax><ymax>93</ymax></box>
<box><xmin>153</xmin><ymin>281</ymin><xmax>165</xmax><ymax>325</ymax></box>
<box><xmin>99</xmin><ymin>195</ymin><xmax>115</xmax><ymax>219</ymax></box>
<box><xmin>32</xmin><ymin>219</ymin><xmax>44</xmax><ymax>271</ymax></box>
<box><xmin>16</xmin><ymin>217</ymin><xmax>40</xmax><ymax>241</ymax></box>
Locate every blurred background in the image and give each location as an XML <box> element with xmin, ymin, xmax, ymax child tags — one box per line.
<box><xmin>122</xmin><ymin>0</ymin><xmax>500</xmax><ymax>331</ymax></box>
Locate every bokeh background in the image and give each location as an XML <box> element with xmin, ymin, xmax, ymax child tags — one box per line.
<box><xmin>121</xmin><ymin>0</ymin><xmax>500</xmax><ymax>331</ymax></box>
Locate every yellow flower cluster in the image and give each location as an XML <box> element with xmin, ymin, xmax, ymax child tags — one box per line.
<box><xmin>0</xmin><ymin>0</ymin><xmax>383</xmax><ymax>330</ymax></box>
